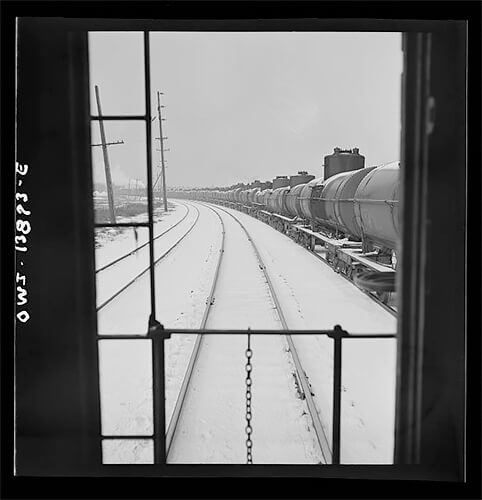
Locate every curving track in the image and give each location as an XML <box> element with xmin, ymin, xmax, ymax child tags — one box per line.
<box><xmin>96</xmin><ymin>201</ymin><xmax>200</xmax><ymax>312</ymax></box>
<box><xmin>95</xmin><ymin>202</ymin><xmax>190</xmax><ymax>274</ymax></box>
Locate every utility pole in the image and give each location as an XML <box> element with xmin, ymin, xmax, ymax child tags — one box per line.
<box><xmin>94</xmin><ymin>85</ymin><xmax>117</xmax><ymax>224</ymax></box>
<box><xmin>156</xmin><ymin>91</ymin><xmax>168</xmax><ymax>212</ymax></box>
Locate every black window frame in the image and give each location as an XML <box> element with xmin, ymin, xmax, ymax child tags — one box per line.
<box><xmin>11</xmin><ymin>13</ymin><xmax>471</xmax><ymax>485</ymax></box>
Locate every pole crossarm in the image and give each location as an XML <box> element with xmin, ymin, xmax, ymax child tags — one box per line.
<box><xmin>91</xmin><ymin>140</ymin><xmax>125</xmax><ymax>147</ymax></box>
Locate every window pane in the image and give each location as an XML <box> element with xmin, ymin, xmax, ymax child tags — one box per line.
<box><xmin>91</xmin><ymin>120</ymin><xmax>149</xmax><ymax>224</ymax></box>
<box><xmin>98</xmin><ymin>339</ymin><xmax>153</xmax><ymax>435</ymax></box>
<box><xmin>89</xmin><ymin>32</ymin><xmax>145</xmax><ymax>116</ymax></box>
<box><xmin>102</xmin><ymin>439</ymin><xmax>154</xmax><ymax>464</ymax></box>
<box><xmin>340</xmin><ymin>338</ymin><xmax>397</xmax><ymax>464</ymax></box>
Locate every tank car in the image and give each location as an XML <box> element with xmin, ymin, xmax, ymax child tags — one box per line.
<box><xmin>298</xmin><ymin>178</ymin><xmax>323</xmax><ymax>220</ymax></box>
<box><xmin>259</xmin><ymin>188</ymin><xmax>272</xmax><ymax>209</ymax></box>
<box><xmin>247</xmin><ymin>187</ymin><xmax>260</xmax><ymax>205</ymax></box>
<box><xmin>353</xmin><ymin>162</ymin><xmax>400</xmax><ymax>251</ymax></box>
<box><xmin>285</xmin><ymin>182</ymin><xmax>306</xmax><ymax>218</ymax></box>
<box><xmin>284</xmin><ymin>171</ymin><xmax>315</xmax><ymax>218</ymax></box>
<box><xmin>239</xmin><ymin>189</ymin><xmax>250</xmax><ymax>205</ymax></box>
<box><xmin>233</xmin><ymin>187</ymin><xmax>244</xmax><ymax>204</ymax></box>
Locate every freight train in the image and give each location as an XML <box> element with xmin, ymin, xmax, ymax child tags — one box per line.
<box><xmin>170</xmin><ymin>148</ymin><xmax>400</xmax><ymax>305</ymax></box>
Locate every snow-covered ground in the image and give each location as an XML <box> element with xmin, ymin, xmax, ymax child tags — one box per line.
<box><xmin>97</xmin><ymin>199</ymin><xmax>397</xmax><ymax>465</ymax></box>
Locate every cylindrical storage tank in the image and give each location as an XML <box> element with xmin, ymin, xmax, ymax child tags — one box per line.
<box><xmin>280</xmin><ymin>187</ymin><xmax>291</xmax><ymax>215</ymax></box>
<box><xmin>269</xmin><ymin>186</ymin><xmax>290</xmax><ymax>214</ymax></box>
<box><xmin>324</xmin><ymin>147</ymin><xmax>365</xmax><ymax>180</ymax></box>
<box><xmin>260</xmin><ymin>189</ymin><xmax>272</xmax><ymax>209</ymax></box>
<box><xmin>284</xmin><ymin>182</ymin><xmax>306</xmax><ymax>218</ymax></box>
<box><xmin>331</xmin><ymin>166</ymin><xmax>378</xmax><ymax>238</ymax></box>
<box><xmin>253</xmin><ymin>190</ymin><xmax>262</xmax><ymax>205</ymax></box>
<box><xmin>354</xmin><ymin>162</ymin><xmax>400</xmax><ymax>250</ymax></box>
<box><xmin>299</xmin><ymin>178</ymin><xmax>322</xmax><ymax>220</ymax></box>
<box><xmin>289</xmin><ymin>171</ymin><xmax>315</xmax><ymax>188</ymax></box>
<box><xmin>311</xmin><ymin>172</ymin><xmax>349</xmax><ymax>229</ymax></box>
<box><xmin>267</xmin><ymin>187</ymin><xmax>280</xmax><ymax>212</ymax></box>
<box><xmin>240</xmin><ymin>189</ymin><xmax>249</xmax><ymax>204</ymax></box>
<box><xmin>233</xmin><ymin>187</ymin><xmax>244</xmax><ymax>203</ymax></box>
<box><xmin>247</xmin><ymin>187</ymin><xmax>260</xmax><ymax>204</ymax></box>
<box><xmin>309</xmin><ymin>178</ymin><xmax>331</xmax><ymax>223</ymax></box>
<box><xmin>272</xmin><ymin>175</ymin><xmax>289</xmax><ymax>190</ymax></box>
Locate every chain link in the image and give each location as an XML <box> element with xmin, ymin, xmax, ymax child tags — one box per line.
<box><xmin>245</xmin><ymin>332</ymin><xmax>253</xmax><ymax>464</ymax></box>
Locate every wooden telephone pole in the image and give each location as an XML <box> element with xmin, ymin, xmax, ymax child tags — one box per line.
<box><xmin>94</xmin><ymin>85</ymin><xmax>115</xmax><ymax>223</ymax></box>
<box><xmin>156</xmin><ymin>91</ymin><xmax>168</xmax><ymax>212</ymax></box>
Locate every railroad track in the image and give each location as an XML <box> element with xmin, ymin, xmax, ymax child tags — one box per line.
<box><xmin>95</xmin><ymin>201</ymin><xmax>190</xmax><ymax>274</ymax></box>
<box><xmin>165</xmin><ymin>204</ymin><xmax>226</xmax><ymax>457</ymax></box>
<box><xmin>209</xmin><ymin>203</ymin><xmax>333</xmax><ymax>464</ymax></box>
<box><xmin>96</xmin><ymin>201</ymin><xmax>200</xmax><ymax>311</ymax></box>
<box><xmin>165</xmin><ymin>200</ymin><xmax>332</xmax><ymax>464</ymax></box>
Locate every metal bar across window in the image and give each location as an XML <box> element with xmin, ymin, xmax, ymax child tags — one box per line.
<box><xmin>91</xmin><ymin>115</ymin><xmax>147</xmax><ymax>121</ymax></box>
<box><xmin>102</xmin><ymin>435</ymin><xmax>154</xmax><ymax>439</ymax></box>
<box><xmin>96</xmin><ymin>329</ymin><xmax>396</xmax><ymax>339</ymax></box>
<box><xmin>95</xmin><ymin>222</ymin><xmax>150</xmax><ymax>228</ymax></box>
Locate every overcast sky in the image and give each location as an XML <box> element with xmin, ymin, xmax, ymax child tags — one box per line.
<box><xmin>89</xmin><ymin>31</ymin><xmax>402</xmax><ymax>189</ymax></box>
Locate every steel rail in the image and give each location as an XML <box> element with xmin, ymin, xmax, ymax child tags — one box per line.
<box><xmin>96</xmin><ymin>203</ymin><xmax>200</xmax><ymax>311</ymax></box>
<box><xmin>165</xmin><ymin>204</ymin><xmax>226</xmax><ymax>457</ymax></box>
<box><xmin>206</xmin><ymin>202</ymin><xmax>333</xmax><ymax>465</ymax></box>
<box><xmin>95</xmin><ymin>201</ymin><xmax>190</xmax><ymax>274</ymax></box>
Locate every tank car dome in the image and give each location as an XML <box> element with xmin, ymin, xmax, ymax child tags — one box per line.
<box><xmin>272</xmin><ymin>176</ymin><xmax>290</xmax><ymax>190</ymax></box>
<box><xmin>289</xmin><ymin>171</ymin><xmax>315</xmax><ymax>188</ymax></box>
<box><xmin>324</xmin><ymin>147</ymin><xmax>365</xmax><ymax>180</ymax></box>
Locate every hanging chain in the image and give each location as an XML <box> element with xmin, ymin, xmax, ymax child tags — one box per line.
<box><xmin>245</xmin><ymin>331</ymin><xmax>253</xmax><ymax>464</ymax></box>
